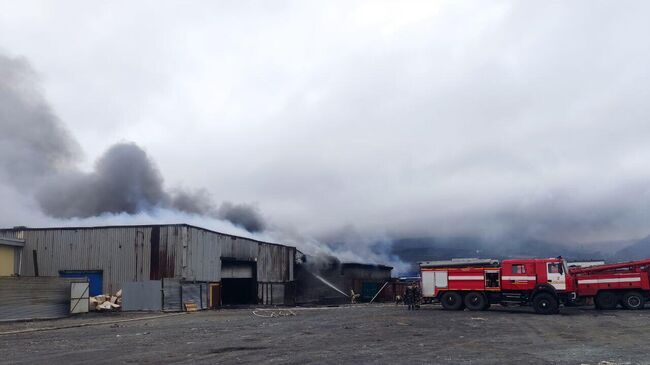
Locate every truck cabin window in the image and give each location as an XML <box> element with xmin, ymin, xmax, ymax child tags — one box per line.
<box><xmin>548</xmin><ymin>263</ymin><xmax>563</xmax><ymax>274</ymax></box>
<box><xmin>512</xmin><ymin>264</ymin><xmax>526</xmax><ymax>274</ymax></box>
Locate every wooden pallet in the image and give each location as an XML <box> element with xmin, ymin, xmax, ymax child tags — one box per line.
<box><xmin>184</xmin><ymin>302</ymin><xmax>198</xmax><ymax>312</ymax></box>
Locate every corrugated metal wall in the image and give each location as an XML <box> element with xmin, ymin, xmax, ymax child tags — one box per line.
<box><xmin>184</xmin><ymin>226</ymin><xmax>294</xmax><ymax>284</ymax></box>
<box><xmin>162</xmin><ymin>278</ymin><xmax>208</xmax><ymax>311</ymax></box>
<box><xmin>0</xmin><ymin>225</ymin><xmax>296</xmax><ymax>303</ymax></box>
<box><xmin>0</xmin><ymin>226</ymin><xmax>158</xmax><ymax>294</ymax></box>
<box><xmin>0</xmin><ymin>277</ymin><xmax>80</xmax><ymax>321</ymax></box>
<box><xmin>258</xmin><ymin>244</ymin><xmax>295</xmax><ymax>282</ymax></box>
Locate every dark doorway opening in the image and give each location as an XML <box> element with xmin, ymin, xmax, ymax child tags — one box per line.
<box><xmin>209</xmin><ymin>283</ymin><xmax>221</xmax><ymax>309</ymax></box>
<box><xmin>221</xmin><ymin>278</ymin><xmax>256</xmax><ymax>305</ymax></box>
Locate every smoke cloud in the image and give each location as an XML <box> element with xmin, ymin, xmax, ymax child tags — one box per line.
<box><xmin>4</xmin><ymin>2</ymin><xmax>650</xmax><ymax>269</ymax></box>
<box><xmin>0</xmin><ymin>52</ymin><xmax>266</xmax><ymax>233</ymax></box>
<box><xmin>217</xmin><ymin>202</ymin><xmax>266</xmax><ymax>233</ymax></box>
<box><xmin>0</xmin><ymin>54</ymin><xmax>79</xmax><ymax>188</ymax></box>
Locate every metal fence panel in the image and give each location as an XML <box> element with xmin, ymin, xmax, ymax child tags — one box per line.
<box><xmin>122</xmin><ymin>281</ymin><xmax>162</xmax><ymax>311</ymax></box>
<box><xmin>181</xmin><ymin>283</ymin><xmax>201</xmax><ymax>309</ymax></box>
<box><xmin>163</xmin><ymin>278</ymin><xmax>182</xmax><ymax>311</ymax></box>
<box><xmin>0</xmin><ymin>277</ymin><xmax>80</xmax><ymax>321</ymax></box>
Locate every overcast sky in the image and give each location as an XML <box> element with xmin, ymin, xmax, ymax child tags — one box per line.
<box><xmin>1</xmin><ymin>1</ymin><xmax>650</xmax><ymax>251</ymax></box>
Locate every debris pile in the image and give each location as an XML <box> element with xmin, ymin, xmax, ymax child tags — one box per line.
<box><xmin>90</xmin><ymin>289</ymin><xmax>122</xmax><ymax>311</ymax></box>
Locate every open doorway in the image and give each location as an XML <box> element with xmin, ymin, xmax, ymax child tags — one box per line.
<box><xmin>221</xmin><ymin>278</ymin><xmax>256</xmax><ymax>304</ymax></box>
<box><xmin>220</xmin><ymin>260</ymin><xmax>256</xmax><ymax>305</ymax></box>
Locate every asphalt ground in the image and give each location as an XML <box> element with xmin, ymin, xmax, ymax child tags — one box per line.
<box><xmin>1</xmin><ymin>304</ymin><xmax>648</xmax><ymax>365</ymax></box>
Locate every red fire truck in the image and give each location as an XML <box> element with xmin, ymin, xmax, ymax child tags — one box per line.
<box><xmin>420</xmin><ymin>258</ymin><xmax>577</xmax><ymax>314</ymax></box>
<box><xmin>570</xmin><ymin>258</ymin><xmax>650</xmax><ymax>310</ymax></box>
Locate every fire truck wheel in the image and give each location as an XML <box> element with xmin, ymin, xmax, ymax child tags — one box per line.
<box><xmin>532</xmin><ymin>292</ymin><xmax>559</xmax><ymax>315</ymax></box>
<box><xmin>595</xmin><ymin>291</ymin><xmax>618</xmax><ymax>310</ymax></box>
<box><xmin>622</xmin><ymin>291</ymin><xmax>645</xmax><ymax>310</ymax></box>
<box><xmin>440</xmin><ymin>292</ymin><xmax>464</xmax><ymax>310</ymax></box>
<box><xmin>464</xmin><ymin>292</ymin><xmax>487</xmax><ymax>311</ymax></box>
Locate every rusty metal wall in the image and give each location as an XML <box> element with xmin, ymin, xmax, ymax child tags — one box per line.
<box><xmin>184</xmin><ymin>226</ymin><xmax>294</xmax><ymax>284</ymax></box>
<box><xmin>183</xmin><ymin>227</ymin><xmax>223</xmax><ymax>282</ymax></box>
<box><xmin>257</xmin><ymin>244</ymin><xmax>295</xmax><ymax>282</ymax></box>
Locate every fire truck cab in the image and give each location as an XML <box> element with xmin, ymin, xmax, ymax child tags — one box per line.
<box><xmin>420</xmin><ymin>258</ymin><xmax>576</xmax><ymax>314</ymax></box>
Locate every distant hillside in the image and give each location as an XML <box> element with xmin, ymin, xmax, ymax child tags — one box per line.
<box><xmin>615</xmin><ymin>235</ymin><xmax>650</xmax><ymax>261</ymax></box>
<box><xmin>390</xmin><ymin>236</ymin><xmax>606</xmax><ymax>270</ymax></box>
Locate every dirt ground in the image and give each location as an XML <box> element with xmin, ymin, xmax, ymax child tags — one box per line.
<box><xmin>1</xmin><ymin>304</ymin><xmax>649</xmax><ymax>365</ymax></box>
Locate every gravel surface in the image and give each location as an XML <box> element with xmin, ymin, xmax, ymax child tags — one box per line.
<box><xmin>1</xmin><ymin>304</ymin><xmax>648</xmax><ymax>364</ymax></box>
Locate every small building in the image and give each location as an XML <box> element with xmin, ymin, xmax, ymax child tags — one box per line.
<box><xmin>0</xmin><ymin>236</ymin><xmax>24</xmax><ymax>276</ymax></box>
<box><xmin>0</xmin><ymin>224</ymin><xmax>296</xmax><ymax>308</ymax></box>
<box><xmin>295</xmin><ymin>255</ymin><xmax>394</xmax><ymax>304</ymax></box>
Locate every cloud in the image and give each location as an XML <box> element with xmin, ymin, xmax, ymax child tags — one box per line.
<box><xmin>1</xmin><ymin>1</ymin><xmax>650</xmax><ymax>265</ymax></box>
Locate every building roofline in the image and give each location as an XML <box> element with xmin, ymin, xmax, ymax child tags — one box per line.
<box><xmin>341</xmin><ymin>262</ymin><xmax>393</xmax><ymax>271</ymax></box>
<box><xmin>0</xmin><ymin>223</ymin><xmax>296</xmax><ymax>250</ymax></box>
<box><xmin>0</xmin><ymin>236</ymin><xmax>25</xmax><ymax>247</ymax></box>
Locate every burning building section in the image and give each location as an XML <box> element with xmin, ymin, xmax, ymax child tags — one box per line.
<box><xmin>294</xmin><ymin>254</ymin><xmax>399</xmax><ymax>305</ymax></box>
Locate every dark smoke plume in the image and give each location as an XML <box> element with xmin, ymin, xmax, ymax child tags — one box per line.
<box><xmin>217</xmin><ymin>202</ymin><xmax>266</xmax><ymax>233</ymax></box>
<box><xmin>168</xmin><ymin>190</ymin><xmax>265</xmax><ymax>232</ymax></box>
<box><xmin>0</xmin><ymin>54</ymin><xmax>79</xmax><ymax>188</ymax></box>
<box><xmin>36</xmin><ymin>143</ymin><xmax>168</xmax><ymax>218</ymax></box>
<box><xmin>0</xmin><ymin>52</ymin><xmax>266</xmax><ymax>233</ymax></box>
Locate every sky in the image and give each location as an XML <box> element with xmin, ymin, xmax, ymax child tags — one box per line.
<box><xmin>1</xmin><ymin>1</ymin><xmax>650</xmax><ymax>263</ymax></box>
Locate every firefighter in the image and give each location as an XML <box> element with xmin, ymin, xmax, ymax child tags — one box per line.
<box><xmin>413</xmin><ymin>284</ymin><xmax>421</xmax><ymax>309</ymax></box>
<box><xmin>350</xmin><ymin>289</ymin><xmax>360</xmax><ymax>304</ymax></box>
<box><xmin>404</xmin><ymin>285</ymin><xmax>415</xmax><ymax>310</ymax></box>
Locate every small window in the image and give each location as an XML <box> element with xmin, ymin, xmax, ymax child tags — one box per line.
<box><xmin>512</xmin><ymin>264</ymin><xmax>526</xmax><ymax>274</ymax></box>
<box><xmin>548</xmin><ymin>263</ymin><xmax>562</xmax><ymax>274</ymax></box>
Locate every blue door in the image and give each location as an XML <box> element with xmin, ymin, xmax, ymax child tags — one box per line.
<box><xmin>59</xmin><ymin>270</ymin><xmax>103</xmax><ymax>296</ymax></box>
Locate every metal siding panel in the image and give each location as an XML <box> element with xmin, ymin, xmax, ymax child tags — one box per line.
<box><xmin>0</xmin><ymin>225</ymin><xmax>295</xmax><ymax>299</ymax></box>
<box><xmin>185</xmin><ymin>227</ymin><xmax>221</xmax><ymax>282</ymax></box>
<box><xmin>272</xmin><ymin>283</ymin><xmax>285</xmax><ymax>305</ymax></box>
<box><xmin>162</xmin><ymin>278</ymin><xmax>182</xmax><ymax>311</ymax></box>
<box><xmin>121</xmin><ymin>281</ymin><xmax>162</xmax><ymax>311</ymax></box>
<box><xmin>0</xmin><ymin>277</ymin><xmax>78</xmax><ymax>321</ymax></box>
<box><xmin>258</xmin><ymin>244</ymin><xmax>292</xmax><ymax>283</ymax></box>
<box><xmin>8</xmin><ymin>227</ymin><xmax>153</xmax><ymax>295</ymax></box>
<box><xmin>181</xmin><ymin>283</ymin><xmax>204</xmax><ymax>309</ymax></box>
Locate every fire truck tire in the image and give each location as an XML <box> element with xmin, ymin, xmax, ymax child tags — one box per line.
<box><xmin>464</xmin><ymin>292</ymin><xmax>487</xmax><ymax>311</ymax></box>
<box><xmin>621</xmin><ymin>291</ymin><xmax>645</xmax><ymax>310</ymax></box>
<box><xmin>532</xmin><ymin>292</ymin><xmax>559</xmax><ymax>315</ymax></box>
<box><xmin>440</xmin><ymin>292</ymin><xmax>464</xmax><ymax>310</ymax></box>
<box><xmin>595</xmin><ymin>291</ymin><xmax>618</xmax><ymax>310</ymax></box>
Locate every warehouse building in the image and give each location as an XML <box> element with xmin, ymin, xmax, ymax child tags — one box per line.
<box><xmin>0</xmin><ymin>224</ymin><xmax>296</xmax><ymax>309</ymax></box>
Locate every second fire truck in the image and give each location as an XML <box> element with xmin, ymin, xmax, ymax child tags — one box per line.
<box><xmin>420</xmin><ymin>258</ymin><xmax>577</xmax><ymax>314</ymax></box>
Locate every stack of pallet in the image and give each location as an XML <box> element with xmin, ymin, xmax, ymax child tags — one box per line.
<box><xmin>90</xmin><ymin>289</ymin><xmax>122</xmax><ymax>311</ymax></box>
